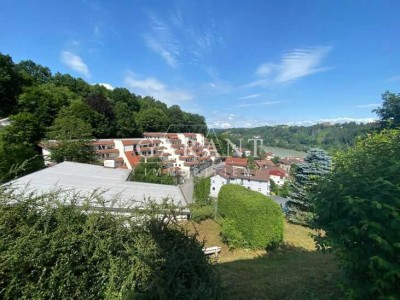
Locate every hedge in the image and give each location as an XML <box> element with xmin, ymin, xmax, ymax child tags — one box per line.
<box><xmin>218</xmin><ymin>184</ymin><xmax>284</xmax><ymax>249</ymax></box>
<box><xmin>0</xmin><ymin>190</ymin><xmax>220</xmax><ymax>299</ymax></box>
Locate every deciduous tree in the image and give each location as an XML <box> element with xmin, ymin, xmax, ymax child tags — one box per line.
<box><xmin>312</xmin><ymin>129</ymin><xmax>400</xmax><ymax>299</ymax></box>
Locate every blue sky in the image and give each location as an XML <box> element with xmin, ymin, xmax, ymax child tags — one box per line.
<box><xmin>1</xmin><ymin>0</ymin><xmax>399</xmax><ymax>128</ymax></box>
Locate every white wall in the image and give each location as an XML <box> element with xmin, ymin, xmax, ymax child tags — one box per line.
<box><xmin>270</xmin><ymin>174</ymin><xmax>286</xmax><ymax>186</ymax></box>
<box><xmin>210</xmin><ymin>175</ymin><xmax>227</xmax><ymax>197</ymax></box>
<box><xmin>210</xmin><ymin>175</ymin><xmax>270</xmax><ymax>197</ymax></box>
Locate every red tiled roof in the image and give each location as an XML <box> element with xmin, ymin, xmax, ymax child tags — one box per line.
<box><xmin>225</xmin><ymin>157</ymin><xmax>248</xmax><ymax>167</ymax></box>
<box><xmin>184</xmin><ymin>161</ymin><xmax>198</xmax><ymax>166</ymax></box>
<box><xmin>254</xmin><ymin>160</ymin><xmax>276</xmax><ymax>168</ymax></box>
<box><xmin>95</xmin><ymin>149</ymin><xmax>119</xmax><ymax>154</ymax></box>
<box><xmin>124</xmin><ymin>151</ymin><xmax>141</xmax><ymax>167</ymax></box>
<box><xmin>91</xmin><ymin>140</ymin><xmax>114</xmax><ymax>146</ymax></box>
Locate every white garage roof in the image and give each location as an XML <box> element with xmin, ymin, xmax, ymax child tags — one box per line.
<box><xmin>7</xmin><ymin>162</ymin><xmax>187</xmax><ymax>211</ymax></box>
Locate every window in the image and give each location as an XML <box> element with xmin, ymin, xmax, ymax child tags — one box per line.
<box><xmin>258</xmin><ymin>188</ymin><xmax>261</xmax><ymax>191</ymax></box>
<box><xmin>212</xmin><ymin>187</ymin><xmax>215</xmax><ymax>190</ymax></box>
<box><xmin>247</xmin><ymin>187</ymin><xmax>250</xmax><ymax>189</ymax></box>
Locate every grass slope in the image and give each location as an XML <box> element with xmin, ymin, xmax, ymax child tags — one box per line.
<box><xmin>184</xmin><ymin>219</ymin><xmax>343</xmax><ymax>300</ymax></box>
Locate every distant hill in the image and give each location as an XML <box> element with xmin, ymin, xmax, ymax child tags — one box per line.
<box><xmin>216</xmin><ymin>122</ymin><xmax>378</xmax><ymax>154</ymax></box>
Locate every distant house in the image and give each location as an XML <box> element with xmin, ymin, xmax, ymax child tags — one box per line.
<box><xmin>279</xmin><ymin>157</ymin><xmax>304</xmax><ymax>173</ymax></box>
<box><xmin>210</xmin><ymin>165</ymin><xmax>270</xmax><ymax>197</ymax></box>
<box><xmin>265</xmin><ymin>167</ymin><xmax>288</xmax><ymax>186</ymax></box>
<box><xmin>254</xmin><ymin>159</ymin><xmax>276</xmax><ymax>169</ymax></box>
<box><xmin>224</xmin><ymin>157</ymin><xmax>248</xmax><ymax>168</ymax></box>
<box><xmin>263</xmin><ymin>151</ymin><xmax>274</xmax><ymax>160</ymax></box>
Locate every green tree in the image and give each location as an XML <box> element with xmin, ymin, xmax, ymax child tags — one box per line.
<box><xmin>373</xmin><ymin>91</ymin><xmax>400</xmax><ymax>129</ymax></box>
<box><xmin>114</xmin><ymin>102</ymin><xmax>138</xmax><ymax>137</ymax></box>
<box><xmin>1</xmin><ymin>112</ymin><xmax>45</xmax><ymax>145</ymax></box>
<box><xmin>286</xmin><ymin>148</ymin><xmax>331</xmax><ymax>225</ymax></box>
<box><xmin>137</xmin><ymin>108</ymin><xmax>169</xmax><ymax>132</ymax></box>
<box><xmin>51</xmin><ymin>72</ymin><xmax>92</xmax><ymax>98</ymax></box>
<box><xmin>168</xmin><ymin>105</ymin><xmax>185</xmax><ymax>132</ymax></box>
<box><xmin>193</xmin><ymin>176</ymin><xmax>211</xmax><ymax>205</ymax></box>
<box><xmin>130</xmin><ymin>157</ymin><xmax>175</xmax><ymax>185</ymax></box>
<box><xmin>110</xmin><ymin>87</ymin><xmax>140</xmax><ymax>111</ymax></box>
<box><xmin>312</xmin><ymin>129</ymin><xmax>400</xmax><ymax>299</ymax></box>
<box><xmin>47</xmin><ymin>116</ymin><xmax>95</xmax><ymax>163</ymax></box>
<box><xmin>0</xmin><ymin>142</ymin><xmax>44</xmax><ymax>183</ymax></box>
<box><xmin>0</xmin><ymin>53</ymin><xmax>23</xmax><ymax>117</ymax></box>
<box><xmin>17</xmin><ymin>60</ymin><xmax>52</xmax><ymax>87</ymax></box>
<box><xmin>18</xmin><ymin>83</ymin><xmax>80</xmax><ymax>127</ymax></box>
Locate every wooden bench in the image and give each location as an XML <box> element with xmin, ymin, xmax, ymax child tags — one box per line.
<box><xmin>202</xmin><ymin>246</ymin><xmax>221</xmax><ymax>260</ymax></box>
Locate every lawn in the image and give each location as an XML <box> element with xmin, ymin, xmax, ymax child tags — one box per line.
<box><xmin>183</xmin><ymin>219</ymin><xmax>343</xmax><ymax>300</ymax></box>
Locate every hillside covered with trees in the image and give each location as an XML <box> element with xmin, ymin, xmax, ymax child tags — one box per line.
<box><xmin>218</xmin><ymin>121</ymin><xmax>378</xmax><ymax>153</ymax></box>
<box><xmin>0</xmin><ymin>52</ymin><xmax>207</xmax><ymax>182</ymax></box>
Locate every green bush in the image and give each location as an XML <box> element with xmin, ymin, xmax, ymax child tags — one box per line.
<box><xmin>193</xmin><ymin>176</ymin><xmax>211</xmax><ymax>205</ymax></box>
<box><xmin>190</xmin><ymin>203</ymin><xmax>215</xmax><ymax>223</ymax></box>
<box><xmin>218</xmin><ymin>184</ymin><xmax>284</xmax><ymax>249</ymax></box>
<box><xmin>220</xmin><ymin>218</ymin><xmax>247</xmax><ymax>249</ymax></box>
<box><xmin>0</xmin><ymin>190</ymin><xmax>220</xmax><ymax>299</ymax></box>
<box><xmin>312</xmin><ymin>129</ymin><xmax>400</xmax><ymax>299</ymax></box>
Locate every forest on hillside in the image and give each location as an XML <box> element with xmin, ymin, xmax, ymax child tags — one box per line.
<box><xmin>217</xmin><ymin>122</ymin><xmax>379</xmax><ymax>153</ymax></box>
<box><xmin>0</xmin><ymin>52</ymin><xmax>207</xmax><ymax>181</ymax></box>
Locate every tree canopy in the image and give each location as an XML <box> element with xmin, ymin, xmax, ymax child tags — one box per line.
<box><xmin>286</xmin><ymin>148</ymin><xmax>331</xmax><ymax>225</ymax></box>
<box><xmin>373</xmin><ymin>91</ymin><xmax>400</xmax><ymax>129</ymax></box>
<box><xmin>311</xmin><ymin>129</ymin><xmax>400</xmax><ymax>299</ymax></box>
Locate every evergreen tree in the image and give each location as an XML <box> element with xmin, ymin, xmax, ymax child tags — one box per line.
<box><xmin>286</xmin><ymin>148</ymin><xmax>331</xmax><ymax>225</ymax></box>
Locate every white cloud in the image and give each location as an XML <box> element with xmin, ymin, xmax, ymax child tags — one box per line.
<box><xmin>145</xmin><ymin>36</ymin><xmax>179</xmax><ymax>68</ymax></box>
<box><xmin>235</xmin><ymin>101</ymin><xmax>280</xmax><ymax>108</ymax></box>
<box><xmin>247</xmin><ymin>46</ymin><xmax>331</xmax><ymax>87</ymax></box>
<box><xmin>207</xmin><ymin>115</ymin><xmax>377</xmax><ymax>129</ymax></box>
<box><xmin>144</xmin><ymin>14</ymin><xmax>180</xmax><ymax>68</ymax></box>
<box><xmin>288</xmin><ymin>117</ymin><xmax>377</xmax><ymax>126</ymax></box>
<box><xmin>239</xmin><ymin>94</ymin><xmax>261</xmax><ymax>100</ymax></box>
<box><xmin>124</xmin><ymin>74</ymin><xmax>192</xmax><ymax>105</ymax></box>
<box><xmin>256</xmin><ymin>63</ymin><xmax>274</xmax><ymax>76</ymax></box>
<box><xmin>61</xmin><ymin>51</ymin><xmax>90</xmax><ymax>78</ymax></box>
<box><xmin>386</xmin><ymin>75</ymin><xmax>400</xmax><ymax>82</ymax></box>
<box><xmin>355</xmin><ymin>103</ymin><xmax>380</xmax><ymax>108</ymax></box>
<box><xmin>97</xmin><ymin>83</ymin><xmax>114</xmax><ymax>90</ymax></box>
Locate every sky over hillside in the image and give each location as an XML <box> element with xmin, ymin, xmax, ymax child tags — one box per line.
<box><xmin>1</xmin><ymin>0</ymin><xmax>399</xmax><ymax>128</ymax></box>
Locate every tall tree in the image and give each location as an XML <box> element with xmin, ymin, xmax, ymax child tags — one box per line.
<box><xmin>51</xmin><ymin>72</ymin><xmax>92</xmax><ymax>98</ymax></box>
<box><xmin>18</xmin><ymin>83</ymin><xmax>80</xmax><ymax>127</ymax></box>
<box><xmin>137</xmin><ymin>108</ymin><xmax>169</xmax><ymax>132</ymax></box>
<box><xmin>47</xmin><ymin>116</ymin><xmax>95</xmax><ymax>163</ymax></box>
<box><xmin>168</xmin><ymin>105</ymin><xmax>185</xmax><ymax>132</ymax></box>
<box><xmin>373</xmin><ymin>91</ymin><xmax>400</xmax><ymax>129</ymax></box>
<box><xmin>1</xmin><ymin>112</ymin><xmax>45</xmax><ymax>146</ymax></box>
<box><xmin>114</xmin><ymin>102</ymin><xmax>138</xmax><ymax>137</ymax></box>
<box><xmin>312</xmin><ymin>129</ymin><xmax>400</xmax><ymax>299</ymax></box>
<box><xmin>16</xmin><ymin>60</ymin><xmax>52</xmax><ymax>87</ymax></box>
<box><xmin>0</xmin><ymin>53</ymin><xmax>23</xmax><ymax>117</ymax></box>
<box><xmin>110</xmin><ymin>87</ymin><xmax>140</xmax><ymax>111</ymax></box>
<box><xmin>286</xmin><ymin>148</ymin><xmax>331</xmax><ymax>225</ymax></box>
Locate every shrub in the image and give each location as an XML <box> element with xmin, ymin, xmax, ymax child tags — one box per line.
<box><xmin>0</xmin><ymin>189</ymin><xmax>220</xmax><ymax>299</ymax></box>
<box><xmin>218</xmin><ymin>184</ymin><xmax>284</xmax><ymax>249</ymax></box>
<box><xmin>190</xmin><ymin>203</ymin><xmax>215</xmax><ymax>223</ymax></box>
<box><xmin>193</xmin><ymin>176</ymin><xmax>211</xmax><ymax>205</ymax></box>
<box><xmin>312</xmin><ymin>129</ymin><xmax>400</xmax><ymax>299</ymax></box>
<box><xmin>220</xmin><ymin>218</ymin><xmax>247</xmax><ymax>249</ymax></box>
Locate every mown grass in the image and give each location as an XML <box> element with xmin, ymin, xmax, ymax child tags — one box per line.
<box><xmin>183</xmin><ymin>219</ymin><xmax>344</xmax><ymax>300</ymax></box>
